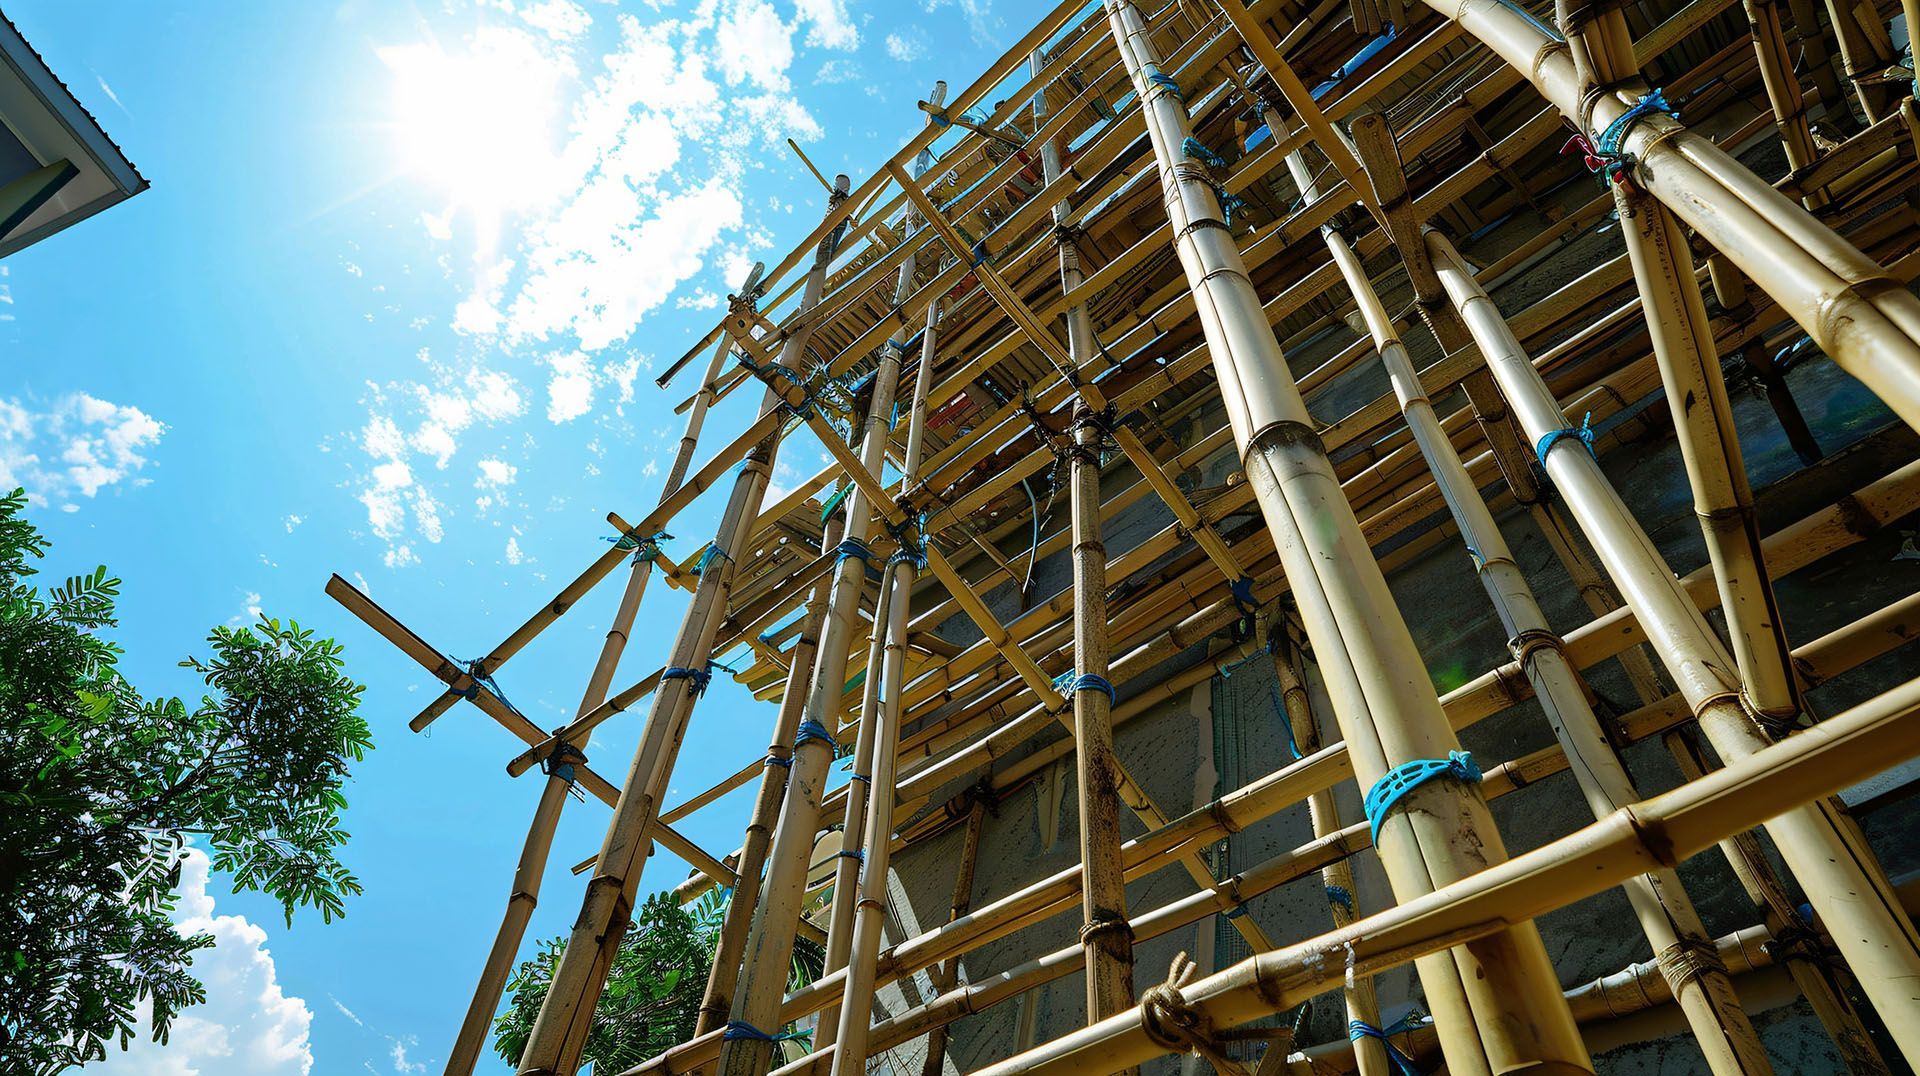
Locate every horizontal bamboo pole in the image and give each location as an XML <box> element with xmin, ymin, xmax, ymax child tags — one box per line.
<box><xmin>970</xmin><ymin>673</ymin><xmax>1920</xmax><ymax>1075</ymax></box>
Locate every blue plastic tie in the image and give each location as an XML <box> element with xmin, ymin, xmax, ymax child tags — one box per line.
<box><xmin>450</xmin><ymin>658</ymin><xmax>525</xmax><ymax>718</ymax></box>
<box><xmin>1591</xmin><ymin>88</ymin><xmax>1678</xmax><ymax>187</ymax></box>
<box><xmin>794</xmin><ymin>718</ymin><xmax>839</xmax><ymax>752</ymax></box>
<box><xmin>1363</xmin><ymin>751</ymin><xmax>1483</xmax><ymax>844</ymax></box>
<box><xmin>849</xmin><ymin>772</ymin><xmax>872</xmax><ymax>784</ymax></box>
<box><xmin>695</xmin><ymin>545</ymin><xmax>734</xmax><ymax>576</ymax></box>
<box><xmin>1181</xmin><ymin>136</ymin><xmax>1228</xmax><ymax>169</ymax></box>
<box><xmin>722</xmin><ymin>1020</ymin><xmax>808</xmax><ymax>1044</ymax></box>
<box><xmin>1535</xmin><ymin>411</ymin><xmax>1597</xmax><ymax>466</ymax></box>
<box><xmin>764</xmin><ymin>754</ymin><xmax>794</xmax><ymax>769</ymax></box>
<box><xmin>540</xmin><ymin>742</ymin><xmax>587</xmax><ymax>785</ymax></box>
<box><xmin>836</xmin><ymin>538</ymin><xmax>876</xmax><ymax>567</ymax></box>
<box><xmin>1053</xmin><ymin>671</ymin><xmax>1118</xmax><ymax>706</ymax></box>
<box><xmin>605</xmin><ymin>530</ymin><xmax>672</xmax><ymax>565</ymax></box>
<box><xmin>1224</xmin><ymin>903</ymin><xmax>1249</xmax><ymax>920</ymax></box>
<box><xmin>1349</xmin><ymin>1021</ymin><xmax>1426</xmax><ymax>1075</ymax></box>
<box><xmin>1325</xmin><ymin>884</ymin><xmax>1354</xmax><ymax>914</ymax></box>
<box><xmin>662</xmin><ymin>665</ymin><xmax>713</xmax><ymax>697</ymax></box>
<box><xmin>837</xmin><ymin>849</ymin><xmax>865</xmax><ymax>862</ymax></box>
<box><xmin>1145</xmin><ymin>70</ymin><xmax>1184</xmax><ymax>101</ymax></box>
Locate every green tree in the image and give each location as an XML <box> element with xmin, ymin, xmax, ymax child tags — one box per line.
<box><xmin>493</xmin><ymin>888</ymin><xmax>827</xmax><ymax>1072</ymax></box>
<box><xmin>0</xmin><ymin>489</ymin><xmax>370</xmax><ymax>1074</ymax></box>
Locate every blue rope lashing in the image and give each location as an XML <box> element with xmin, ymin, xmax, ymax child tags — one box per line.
<box><xmin>763</xmin><ymin>754</ymin><xmax>794</xmax><ymax>769</ymax></box>
<box><xmin>887</xmin><ymin>511</ymin><xmax>930</xmax><ymax>569</ymax></box>
<box><xmin>450</xmin><ymin>658</ymin><xmax>525</xmax><ymax>717</ymax></box>
<box><xmin>1180</xmin><ymin>136</ymin><xmax>1227</xmax><ymax>169</ymax></box>
<box><xmin>1590</xmin><ymin>87</ymin><xmax>1678</xmax><ymax>188</ymax></box>
<box><xmin>1363</xmin><ymin>752</ymin><xmax>1483</xmax><ymax>844</ymax></box>
<box><xmin>1535</xmin><ymin>411</ymin><xmax>1597</xmax><ymax>467</ymax></box>
<box><xmin>1145</xmin><ymin>69</ymin><xmax>1183</xmax><ymax>101</ymax></box>
<box><xmin>1269</xmin><ymin>681</ymin><xmax>1305</xmax><ymax>762</ymax></box>
<box><xmin>836</xmin><ymin>538</ymin><xmax>876</xmax><ymax>568</ymax></box>
<box><xmin>694</xmin><ymin>545</ymin><xmax>734</xmax><ymax>576</ymax></box>
<box><xmin>662</xmin><ymin>665</ymin><xmax>713</xmax><ymax>697</ymax></box>
<box><xmin>1464</xmin><ymin>543</ymin><xmax>1485</xmax><ymax>570</ymax></box>
<box><xmin>540</xmin><ymin>742</ymin><xmax>587</xmax><ymax>785</ymax></box>
<box><xmin>1055</xmin><ymin>672</ymin><xmax>1118</xmax><ymax>706</ymax></box>
<box><xmin>794</xmin><ymin>718</ymin><xmax>838</xmax><ymax>752</ymax></box>
<box><xmin>836</xmin><ymin>849</ymin><xmax>865</xmax><ymax>862</ymax></box>
<box><xmin>1217</xmin><ymin>189</ymin><xmax>1249</xmax><ymax>230</ymax></box>
<box><xmin>605</xmin><ymin>530</ymin><xmax>672</xmax><ymax>565</ymax></box>
<box><xmin>1325</xmin><ymin>884</ymin><xmax>1354</xmax><ymax>915</ymax></box>
<box><xmin>722</xmin><ymin>1020</ymin><xmax>808</xmax><ymax>1044</ymax></box>
<box><xmin>1349</xmin><ymin>1021</ymin><xmax>1426</xmax><ymax>1076</ymax></box>
<box><xmin>848</xmin><ymin>772</ymin><xmax>872</xmax><ymax>785</ymax></box>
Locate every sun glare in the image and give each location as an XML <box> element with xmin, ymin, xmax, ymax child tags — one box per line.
<box><xmin>379</xmin><ymin>28</ymin><xmax>563</xmax><ymax>217</ymax></box>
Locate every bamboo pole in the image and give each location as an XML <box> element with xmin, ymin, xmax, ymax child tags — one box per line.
<box><xmin>1428</xmin><ymin>227</ymin><xmax>1920</xmax><ymax>1057</ymax></box>
<box><xmin>815</xmin><ymin>87</ymin><xmax>943</xmax><ymax>1052</ymax></box>
<box><xmin>1031</xmin><ymin>47</ymin><xmax>1138</xmax><ymax>1037</ymax></box>
<box><xmin>825</xmin><ymin>270</ymin><xmax>943</xmax><ymax>1076</ymax></box>
<box><xmin>1328</xmin><ymin>221</ymin><xmax>1772</xmax><ymax>1073</ymax></box>
<box><xmin>1558</xmin><ymin>0</ymin><xmax>1802</xmax><ymax>723</ymax></box>
<box><xmin>447</xmin><ymin>298</ymin><xmax>744</xmax><ymax>1076</ymax></box>
<box><xmin>968</xmin><ymin>674</ymin><xmax>1920</xmax><ymax>1076</ymax></box>
<box><xmin>717</xmin><ymin>184</ymin><xmax>908</xmax><ymax>1076</ymax></box>
<box><xmin>1418</xmin><ymin>0</ymin><xmax>1920</xmax><ymax>435</ymax></box>
<box><xmin>1104</xmin><ymin>3</ymin><xmax>1588</xmax><ymax>1071</ymax></box>
<box><xmin>618</xmin><ymin>581</ymin><xmax>1920</xmax><ymax>1076</ymax></box>
<box><xmin>918</xmin><ymin>800</ymin><xmax>985</xmax><ymax>1076</ymax></box>
<box><xmin>692</xmin><ymin>508</ymin><xmax>846</xmax><ymax>1043</ymax></box>
<box><xmin>1270</xmin><ymin>623</ymin><xmax>1389</xmax><ymax>1076</ymax></box>
<box><xmin>779</xmin><ymin>588</ymin><xmax>1920</xmax><ymax>1076</ymax></box>
<box><xmin>512</xmin><ymin>178</ymin><xmax>853</xmax><ymax>1076</ymax></box>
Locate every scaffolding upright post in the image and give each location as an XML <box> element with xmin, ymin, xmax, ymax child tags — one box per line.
<box><xmin>1102</xmin><ymin>2</ymin><xmax>1591</xmax><ymax>1071</ymax></box>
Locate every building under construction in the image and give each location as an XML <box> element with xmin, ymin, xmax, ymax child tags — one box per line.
<box><xmin>330</xmin><ymin>0</ymin><xmax>1920</xmax><ymax>1072</ymax></box>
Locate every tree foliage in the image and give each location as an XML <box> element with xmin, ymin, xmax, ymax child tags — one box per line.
<box><xmin>0</xmin><ymin>488</ymin><xmax>370</xmax><ymax>1074</ymax></box>
<box><xmin>492</xmin><ymin>887</ymin><xmax>826</xmax><ymax>1073</ymax></box>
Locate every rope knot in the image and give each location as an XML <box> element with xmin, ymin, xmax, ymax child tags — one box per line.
<box><xmin>1655</xmin><ymin>935</ymin><xmax>1729</xmax><ymax>993</ymax></box>
<box><xmin>1139</xmin><ymin>952</ymin><xmax>1209</xmax><ymax>1054</ymax></box>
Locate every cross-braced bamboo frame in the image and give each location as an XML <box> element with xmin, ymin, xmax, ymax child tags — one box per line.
<box><xmin>329</xmin><ymin>0</ymin><xmax>1920</xmax><ymax>1072</ymax></box>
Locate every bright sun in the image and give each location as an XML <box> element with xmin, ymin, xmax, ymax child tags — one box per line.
<box><xmin>378</xmin><ymin>28</ymin><xmax>563</xmax><ymax>217</ymax></box>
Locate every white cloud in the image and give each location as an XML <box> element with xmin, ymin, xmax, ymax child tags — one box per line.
<box><xmin>885</xmin><ymin>30</ymin><xmax>925</xmax><ymax>61</ymax></box>
<box><xmin>283</xmin><ymin>514</ymin><xmax>303</xmax><ymax>533</ymax></box>
<box><xmin>390</xmin><ymin>1038</ymin><xmax>426</xmax><ymax>1074</ymax></box>
<box><xmin>476</xmin><ymin>457</ymin><xmax>517</xmax><ymax>488</ymax></box>
<box><xmin>87</xmin><ymin>849</ymin><xmax>314</xmax><ymax>1076</ymax></box>
<box><xmin>228</xmin><ymin>591</ymin><xmax>263</xmax><ymax>627</ymax></box>
<box><xmin>795</xmin><ymin>0</ymin><xmax>860</xmax><ymax>49</ymax></box>
<box><xmin>545</xmin><ymin>351</ymin><xmax>596</xmax><ymax>423</ymax></box>
<box><xmin>505</xmin><ymin>536</ymin><xmax>525</xmax><ymax>564</ymax></box>
<box><xmin>0</xmin><ymin>393</ymin><xmax>165</xmax><ymax>508</ymax></box>
<box><xmin>518</xmin><ymin>0</ymin><xmax>592</xmax><ymax>40</ymax></box>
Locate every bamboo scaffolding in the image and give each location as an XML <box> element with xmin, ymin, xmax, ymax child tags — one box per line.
<box><xmin>1326</xmin><ymin>194</ymin><xmax>1771</xmax><ymax>1073</ymax></box>
<box><xmin>512</xmin><ymin>178</ymin><xmax>854</xmax><ymax>1076</ymax></box>
<box><xmin>322</xmin><ymin>2</ymin><xmax>1920</xmax><ymax>1072</ymax></box>
<box><xmin>969</xmin><ymin>673</ymin><xmax>1920</xmax><ymax>1075</ymax></box>
<box><xmin>1428</xmin><ymin>227</ymin><xmax>1920</xmax><ymax>1057</ymax></box>
<box><xmin>1105</xmin><ymin>2</ymin><xmax>1588</xmax><ymax>1070</ymax></box>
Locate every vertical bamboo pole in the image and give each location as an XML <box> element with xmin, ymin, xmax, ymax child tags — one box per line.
<box><xmin>1270</xmin><ymin>626</ymin><xmax>1389</xmax><ymax>1076</ymax></box>
<box><xmin>816</xmin><ymin>88</ymin><xmax>942</xmax><ymax>1050</ymax></box>
<box><xmin>1428</xmin><ymin>227</ymin><xmax>1920</xmax><ymax>1058</ymax></box>
<box><xmin>1558</xmin><ymin>0</ymin><xmax>1802</xmax><ymax>723</ymax></box>
<box><xmin>693</xmin><ymin>508</ymin><xmax>845</xmax><ymax>1041</ymax></box>
<box><xmin>827</xmin><ymin>290</ymin><xmax>941</xmax><ymax>1076</ymax></box>
<box><xmin>1741</xmin><ymin>0</ymin><xmax>1820</xmax><ymax>173</ymax></box>
<box><xmin>1328</xmin><ymin>230</ymin><xmax>1773</xmax><ymax>1075</ymax></box>
<box><xmin>515</xmin><ymin>177</ymin><xmax>853</xmax><ymax>1076</ymax></box>
<box><xmin>1031</xmin><ymin>49</ymin><xmax>1138</xmax><ymax>1034</ymax></box>
<box><xmin>1340</xmin><ymin>111</ymin><xmax>1673</xmax><ymax>712</ymax></box>
<box><xmin>1103</xmin><ymin>4</ymin><xmax>1590</xmax><ymax>1072</ymax></box>
<box><xmin>919</xmin><ymin>800</ymin><xmax>987</xmax><ymax>1076</ymax></box>
<box><xmin>720</xmin><ymin>182</ymin><xmax>905</xmax><ymax>1076</ymax></box>
<box><xmin>448</xmin><ymin>331</ymin><xmax>739</xmax><ymax>1076</ymax></box>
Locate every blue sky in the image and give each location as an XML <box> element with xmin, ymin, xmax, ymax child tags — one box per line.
<box><xmin>2</xmin><ymin>1</ymin><xmax>1010</xmax><ymax>1072</ymax></box>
